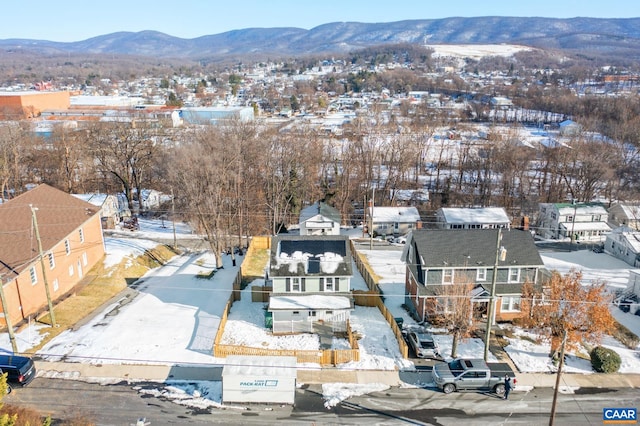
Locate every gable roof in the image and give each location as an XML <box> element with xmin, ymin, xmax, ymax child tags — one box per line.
<box><xmin>299</xmin><ymin>201</ymin><xmax>341</xmax><ymax>224</ymax></box>
<box><xmin>0</xmin><ymin>184</ymin><xmax>100</xmax><ymax>278</ymax></box>
<box><xmin>269</xmin><ymin>235</ymin><xmax>352</xmax><ymax>277</ymax></box>
<box><xmin>371</xmin><ymin>206</ymin><xmax>420</xmax><ymax>223</ymax></box>
<box><xmin>438</xmin><ymin>207</ymin><xmax>510</xmax><ymax>225</ymax></box>
<box><xmin>407</xmin><ymin>229</ymin><xmax>544</xmax><ymax>269</ymax></box>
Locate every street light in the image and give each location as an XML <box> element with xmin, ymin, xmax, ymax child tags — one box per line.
<box><xmin>483</xmin><ymin>227</ymin><xmax>506</xmax><ymax>361</ymax></box>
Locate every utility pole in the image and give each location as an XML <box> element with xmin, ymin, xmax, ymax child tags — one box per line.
<box><xmin>369</xmin><ymin>188</ymin><xmax>375</xmax><ymax>250</ymax></box>
<box><xmin>30</xmin><ymin>205</ymin><xmax>56</xmax><ymax>327</ymax></box>
<box><xmin>0</xmin><ymin>276</ymin><xmax>18</xmax><ymax>353</ymax></box>
<box><xmin>549</xmin><ymin>329</ymin><xmax>568</xmax><ymax>426</ymax></box>
<box><xmin>171</xmin><ymin>188</ymin><xmax>177</xmax><ymax>250</ymax></box>
<box><xmin>484</xmin><ymin>227</ymin><xmax>506</xmax><ymax>361</ymax></box>
<box><xmin>569</xmin><ymin>200</ymin><xmax>578</xmax><ymax>251</ymax></box>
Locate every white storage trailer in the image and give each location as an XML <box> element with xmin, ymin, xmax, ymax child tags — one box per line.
<box><xmin>222</xmin><ymin>355</ymin><xmax>297</xmax><ymax>404</ymax></box>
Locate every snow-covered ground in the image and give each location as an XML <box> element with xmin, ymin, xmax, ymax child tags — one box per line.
<box><xmin>1</xmin><ymin>220</ymin><xmax>639</xmax><ymax>410</ymax></box>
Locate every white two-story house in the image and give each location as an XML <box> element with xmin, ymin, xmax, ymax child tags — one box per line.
<box><xmin>267</xmin><ymin>235</ymin><xmax>353</xmax><ymax>335</ymax></box>
<box><xmin>536</xmin><ymin>202</ymin><xmax>611</xmax><ymax>242</ymax></box>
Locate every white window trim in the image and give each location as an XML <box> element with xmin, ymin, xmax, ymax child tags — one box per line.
<box><xmin>79</xmin><ymin>228</ymin><xmax>85</xmax><ymax>243</ymax></box>
<box><xmin>65</xmin><ymin>239</ymin><xmax>71</xmax><ymax>255</ymax></box>
<box><xmin>508</xmin><ymin>267</ymin><xmax>520</xmax><ymax>283</ymax></box>
<box><xmin>291</xmin><ymin>277</ymin><xmax>301</xmax><ymax>292</ymax></box>
<box><xmin>443</xmin><ymin>269</ymin><xmax>454</xmax><ymax>284</ymax></box>
<box><xmin>476</xmin><ymin>268</ymin><xmax>487</xmax><ymax>281</ymax></box>
<box><xmin>501</xmin><ymin>296</ymin><xmax>522</xmax><ymax>312</ymax></box>
<box><xmin>30</xmin><ymin>266</ymin><xmax>38</xmax><ymax>285</ymax></box>
<box><xmin>324</xmin><ymin>277</ymin><xmax>334</xmax><ymax>292</ymax></box>
<box><xmin>48</xmin><ymin>253</ymin><xmax>56</xmax><ymax>270</ymax></box>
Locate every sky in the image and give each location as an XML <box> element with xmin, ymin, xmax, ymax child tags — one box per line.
<box><xmin>2</xmin><ymin>0</ymin><xmax>639</xmax><ymax>42</ymax></box>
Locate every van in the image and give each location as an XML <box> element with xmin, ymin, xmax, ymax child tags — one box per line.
<box><xmin>0</xmin><ymin>355</ymin><xmax>36</xmax><ymax>386</ymax></box>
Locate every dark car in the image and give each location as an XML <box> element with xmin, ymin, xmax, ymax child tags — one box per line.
<box><xmin>0</xmin><ymin>355</ymin><xmax>36</xmax><ymax>386</ymax></box>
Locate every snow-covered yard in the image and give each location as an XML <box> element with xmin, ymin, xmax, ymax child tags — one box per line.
<box><xmin>1</xmin><ymin>220</ymin><xmax>639</xmax><ymax>410</ymax></box>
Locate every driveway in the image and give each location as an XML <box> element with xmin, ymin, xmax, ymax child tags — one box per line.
<box><xmin>38</xmin><ymin>251</ymin><xmax>242</xmax><ymax>365</ymax></box>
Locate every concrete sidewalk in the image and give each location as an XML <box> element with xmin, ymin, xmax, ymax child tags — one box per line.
<box><xmin>35</xmin><ymin>360</ymin><xmax>640</xmax><ymax>389</ymax></box>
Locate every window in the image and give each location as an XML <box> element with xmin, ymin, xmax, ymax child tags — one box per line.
<box><xmin>79</xmin><ymin>228</ymin><xmax>85</xmax><ymax>243</ymax></box>
<box><xmin>567</xmin><ymin>215</ymin><xmax>574</xmax><ymax>222</ymax></box>
<box><xmin>508</xmin><ymin>268</ymin><xmax>520</xmax><ymax>283</ymax></box>
<box><xmin>501</xmin><ymin>296</ymin><xmax>521</xmax><ymax>312</ymax></box>
<box><xmin>476</xmin><ymin>268</ymin><xmax>487</xmax><ymax>281</ymax></box>
<box><xmin>65</xmin><ymin>239</ymin><xmax>71</xmax><ymax>255</ymax></box>
<box><xmin>48</xmin><ymin>253</ymin><xmax>56</xmax><ymax>270</ymax></box>
<box><xmin>82</xmin><ymin>252</ymin><xmax>88</xmax><ymax>266</ymax></box>
<box><xmin>308</xmin><ymin>311</ymin><xmax>316</xmax><ymax>317</ymax></box>
<box><xmin>291</xmin><ymin>277</ymin><xmax>301</xmax><ymax>292</ymax></box>
<box><xmin>68</xmin><ymin>265</ymin><xmax>74</xmax><ymax>277</ymax></box>
<box><xmin>443</xmin><ymin>269</ymin><xmax>454</xmax><ymax>284</ymax></box>
<box><xmin>324</xmin><ymin>277</ymin><xmax>334</xmax><ymax>292</ymax></box>
<box><xmin>52</xmin><ymin>278</ymin><xmax>59</xmax><ymax>292</ymax></box>
<box><xmin>30</xmin><ymin>267</ymin><xmax>37</xmax><ymax>285</ymax></box>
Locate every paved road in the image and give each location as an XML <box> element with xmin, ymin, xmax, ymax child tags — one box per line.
<box><xmin>8</xmin><ymin>377</ymin><xmax>640</xmax><ymax>425</ymax></box>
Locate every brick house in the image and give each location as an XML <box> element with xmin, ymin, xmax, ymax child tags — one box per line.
<box><xmin>402</xmin><ymin>229</ymin><xmax>545</xmax><ymax>324</ymax></box>
<box><xmin>0</xmin><ymin>184</ymin><xmax>106</xmax><ymax>326</ymax></box>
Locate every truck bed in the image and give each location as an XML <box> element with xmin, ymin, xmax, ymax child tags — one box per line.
<box><xmin>487</xmin><ymin>362</ymin><xmax>516</xmax><ymax>378</ymax></box>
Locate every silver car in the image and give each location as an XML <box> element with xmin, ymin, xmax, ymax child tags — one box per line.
<box><xmin>408</xmin><ymin>332</ymin><xmax>440</xmax><ymax>359</ymax></box>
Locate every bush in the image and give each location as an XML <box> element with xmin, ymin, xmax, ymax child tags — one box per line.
<box><xmin>590</xmin><ymin>346</ymin><xmax>622</xmax><ymax>373</ymax></box>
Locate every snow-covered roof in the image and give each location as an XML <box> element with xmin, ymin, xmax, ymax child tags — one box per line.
<box><xmin>619</xmin><ymin>204</ymin><xmax>640</xmax><ymax>220</ymax></box>
<box><xmin>439</xmin><ymin>207</ymin><xmax>509</xmax><ymax>224</ymax></box>
<box><xmin>222</xmin><ymin>355</ymin><xmax>297</xmax><ymax>378</ymax></box>
<box><xmin>560</xmin><ymin>221</ymin><xmax>612</xmax><ymax>232</ymax></box>
<box><xmin>299</xmin><ymin>202</ymin><xmax>341</xmax><ymax>224</ymax></box>
<box><xmin>371</xmin><ymin>206</ymin><xmax>420</xmax><ymax>223</ymax></box>
<box><xmin>72</xmin><ymin>193</ymin><xmax>110</xmax><ymax>207</ymax></box>
<box><xmin>394</xmin><ymin>189</ymin><xmax>429</xmax><ymax>202</ymax></box>
<box><xmin>609</xmin><ymin>227</ymin><xmax>640</xmax><ymax>252</ymax></box>
<box><xmin>269</xmin><ymin>295</ymin><xmax>352</xmax><ymax>310</ymax></box>
<box><xmin>270</xmin><ymin>235</ymin><xmax>352</xmax><ymax>277</ymax></box>
<box><xmin>556</xmin><ymin>203</ymin><xmax>608</xmax><ymax>216</ymax></box>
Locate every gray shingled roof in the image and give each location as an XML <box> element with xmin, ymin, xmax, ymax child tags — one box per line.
<box><xmin>269</xmin><ymin>235</ymin><xmax>352</xmax><ymax>277</ymax></box>
<box><xmin>410</xmin><ymin>228</ymin><xmax>543</xmax><ymax>269</ymax></box>
<box><xmin>299</xmin><ymin>201</ymin><xmax>342</xmax><ymax>225</ymax></box>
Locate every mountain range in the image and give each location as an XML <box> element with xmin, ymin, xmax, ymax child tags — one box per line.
<box><xmin>1</xmin><ymin>17</ymin><xmax>639</xmax><ymax>60</ymax></box>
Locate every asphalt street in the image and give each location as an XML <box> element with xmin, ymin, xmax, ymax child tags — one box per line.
<box><xmin>8</xmin><ymin>377</ymin><xmax>640</xmax><ymax>425</ymax></box>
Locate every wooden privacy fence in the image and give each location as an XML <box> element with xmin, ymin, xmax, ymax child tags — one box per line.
<box><xmin>351</xmin><ymin>246</ymin><xmax>409</xmax><ymax>359</ymax></box>
<box><xmin>350</xmin><ymin>240</ymin><xmax>380</xmax><ymax>292</ymax></box>
<box><xmin>213</xmin><ymin>296</ymin><xmax>360</xmax><ymax>365</ymax></box>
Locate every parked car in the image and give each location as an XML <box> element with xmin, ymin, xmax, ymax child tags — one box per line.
<box><xmin>407</xmin><ymin>331</ymin><xmax>440</xmax><ymax>359</ymax></box>
<box><xmin>433</xmin><ymin>358</ymin><xmax>515</xmax><ymax>395</ymax></box>
<box><xmin>0</xmin><ymin>355</ymin><xmax>36</xmax><ymax>386</ymax></box>
<box><xmin>619</xmin><ymin>299</ymin><xmax>634</xmax><ymax>313</ymax></box>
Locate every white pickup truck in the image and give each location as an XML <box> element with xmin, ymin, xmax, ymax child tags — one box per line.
<box><xmin>432</xmin><ymin>358</ymin><xmax>515</xmax><ymax>395</ymax></box>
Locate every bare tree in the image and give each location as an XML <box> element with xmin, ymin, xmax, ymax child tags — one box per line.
<box><xmin>0</xmin><ymin>124</ymin><xmax>28</xmax><ymax>199</ymax></box>
<box><xmin>86</xmin><ymin>121</ymin><xmax>159</xmax><ymax>212</ymax></box>
<box><xmin>430</xmin><ymin>277</ymin><xmax>477</xmax><ymax>358</ymax></box>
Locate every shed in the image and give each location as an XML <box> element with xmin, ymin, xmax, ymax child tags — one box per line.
<box><xmin>222</xmin><ymin>355</ymin><xmax>297</xmax><ymax>404</ymax></box>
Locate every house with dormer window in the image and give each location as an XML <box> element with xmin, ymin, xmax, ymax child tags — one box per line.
<box><xmin>401</xmin><ymin>229</ymin><xmax>545</xmax><ymax>324</ymax></box>
<box><xmin>267</xmin><ymin>235</ymin><xmax>353</xmax><ymax>334</ymax></box>
<box><xmin>299</xmin><ymin>201</ymin><xmax>341</xmax><ymax>236</ymax></box>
